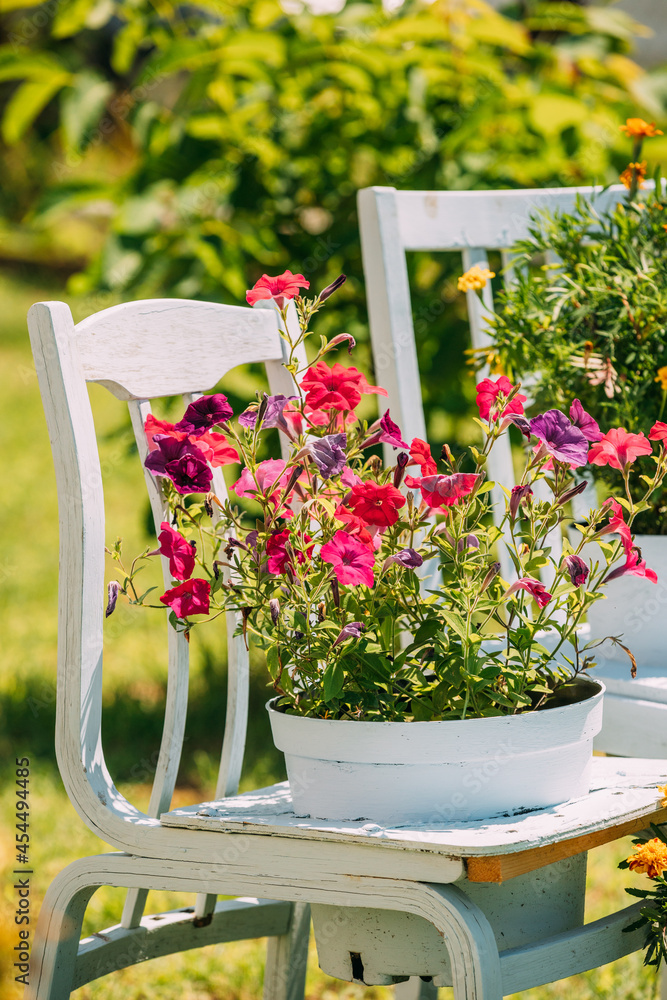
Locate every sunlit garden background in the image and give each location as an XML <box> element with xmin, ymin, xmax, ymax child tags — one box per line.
<box><xmin>2</xmin><ymin>0</ymin><xmax>667</xmax><ymax>996</ymax></box>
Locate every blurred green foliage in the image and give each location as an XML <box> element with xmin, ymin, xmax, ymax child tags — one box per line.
<box><xmin>0</xmin><ymin>0</ymin><xmax>666</xmax><ymax>442</ymax></box>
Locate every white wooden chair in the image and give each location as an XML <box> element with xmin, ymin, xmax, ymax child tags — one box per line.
<box><xmin>28</xmin><ymin>294</ymin><xmax>667</xmax><ymax>1000</ymax></box>
<box><xmin>358</xmin><ymin>183</ymin><xmax>667</xmax><ymax>759</ymax></box>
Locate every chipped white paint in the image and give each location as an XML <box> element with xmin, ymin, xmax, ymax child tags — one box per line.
<box><xmin>267</xmin><ymin>684</ymin><xmax>604</xmax><ymax>823</ymax></box>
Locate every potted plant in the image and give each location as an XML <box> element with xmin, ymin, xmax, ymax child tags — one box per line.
<box><xmin>109</xmin><ymin>269</ymin><xmax>667</xmax><ymax>826</ymax></box>
<box><xmin>482</xmin><ymin>117</ymin><xmax>667</xmax><ymax>664</ymax></box>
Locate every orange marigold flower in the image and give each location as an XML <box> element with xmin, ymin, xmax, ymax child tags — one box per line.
<box><xmin>620</xmin><ymin>161</ymin><xmax>647</xmax><ymax>190</ymax></box>
<box><xmin>659</xmin><ymin>784</ymin><xmax>667</xmax><ymax>807</ymax></box>
<box><xmin>619</xmin><ymin>118</ymin><xmax>663</xmax><ymax>139</ymax></box>
<box><xmin>458</xmin><ymin>265</ymin><xmax>495</xmax><ymax>292</ymax></box>
<box><xmin>655</xmin><ymin>367</ymin><xmax>667</xmax><ymax>392</ymax></box>
<box><xmin>627</xmin><ymin>838</ymin><xmax>667</xmax><ymax>878</ymax></box>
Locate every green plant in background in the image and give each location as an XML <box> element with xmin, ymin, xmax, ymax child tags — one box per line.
<box><xmin>488</xmin><ymin>120</ymin><xmax>667</xmax><ymax>533</ymax></box>
<box><xmin>0</xmin><ymin>0</ymin><xmax>666</xmax><ymax>443</ymax></box>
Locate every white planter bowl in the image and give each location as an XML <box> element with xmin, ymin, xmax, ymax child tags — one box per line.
<box><xmin>584</xmin><ymin>534</ymin><xmax>667</xmax><ymax>668</ymax></box>
<box><xmin>267</xmin><ymin>678</ymin><xmax>604</xmax><ymax>825</ymax></box>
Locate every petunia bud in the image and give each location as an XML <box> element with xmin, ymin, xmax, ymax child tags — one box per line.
<box><xmin>331</xmin><ymin>578</ymin><xmax>340</xmax><ymax>607</ymax></box>
<box><xmin>282</xmin><ymin>464</ymin><xmax>304</xmax><ymax>496</ymax></box>
<box><xmin>480</xmin><ymin>562</ymin><xmax>501</xmax><ymax>593</ymax></box>
<box><xmin>269</xmin><ymin>598</ymin><xmax>280</xmax><ymax>625</ymax></box>
<box><xmin>555</xmin><ymin>479</ymin><xmax>588</xmax><ymax>509</ymax></box>
<box><xmin>441</xmin><ymin>443</ymin><xmax>455</xmax><ymax>466</ymax></box>
<box><xmin>333</xmin><ymin>621</ymin><xmax>364</xmax><ymax>646</ymax></box>
<box><xmin>509</xmin><ymin>484</ymin><xmax>533</xmax><ymax>521</ymax></box>
<box><xmin>393</xmin><ymin>452</ymin><xmax>409</xmax><ymax>488</ymax></box>
<box><xmin>562</xmin><ymin>554</ymin><xmax>589</xmax><ymax>588</ymax></box>
<box><xmin>323</xmin><ymin>332</ymin><xmax>356</xmax><ymax>356</ymax></box>
<box><xmin>204</xmin><ymin>494</ymin><xmax>214</xmax><ymax>518</ymax></box>
<box><xmin>319</xmin><ymin>274</ymin><xmax>347</xmax><ymax>302</ymax></box>
<box><xmin>106</xmin><ymin>581</ymin><xmax>121</xmax><ymax>618</ymax></box>
<box><xmin>256</xmin><ymin>393</ymin><xmax>269</xmax><ymax>428</ymax></box>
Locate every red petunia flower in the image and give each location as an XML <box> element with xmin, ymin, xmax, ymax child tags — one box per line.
<box><xmin>346</xmin><ymin>482</ymin><xmax>406</xmax><ymax>527</ymax></box>
<box><xmin>588</xmin><ymin>428</ymin><xmax>652</xmax><ymax>471</ymax></box>
<box><xmin>649</xmin><ymin>421</ymin><xmax>667</xmax><ymax>443</ymax></box>
<box><xmin>158</xmin><ymin>522</ymin><xmax>196</xmax><ymax>581</ymax></box>
<box><xmin>334</xmin><ymin>504</ymin><xmax>378</xmax><ymax>548</ymax></box>
<box><xmin>408</xmin><ymin>437</ymin><xmax>438</xmax><ymax>476</ymax></box>
<box><xmin>195</xmin><ymin>430</ymin><xmax>240</xmax><ymax>468</ymax></box>
<box><xmin>300</xmin><ymin>361</ymin><xmax>388</xmax><ymax>413</ymax></box>
<box><xmin>246</xmin><ymin>270</ymin><xmax>309</xmax><ymax>308</ymax></box>
<box><xmin>320</xmin><ymin>530</ymin><xmax>375</xmax><ymax>587</ymax></box>
<box><xmin>606</xmin><ymin>547</ymin><xmax>658</xmax><ymax>585</ymax></box>
<box><xmin>160</xmin><ymin>578</ymin><xmax>211</xmax><ymax>617</ymax></box>
<box><xmin>476</xmin><ymin>376</ymin><xmax>526</xmax><ymax>422</ymax></box>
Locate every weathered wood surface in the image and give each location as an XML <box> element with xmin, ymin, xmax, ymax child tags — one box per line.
<box><xmin>161</xmin><ymin>757</ymin><xmax>667</xmax><ymax>864</ymax></box>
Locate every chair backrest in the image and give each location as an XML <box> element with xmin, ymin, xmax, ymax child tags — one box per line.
<box><xmin>358</xmin><ymin>183</ymin><xmax>632</xmax><ymax>573</ymax></box>
<box><xmin>28</xmin><ymin>296</ymin><xmax>305</xmax><ymax>853</ymax></box>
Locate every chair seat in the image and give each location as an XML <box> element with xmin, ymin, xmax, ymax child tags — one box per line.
<box><xmin>161</xmin><ymin>757</ymin><xmax>667</xmax><ymax>883</ymax></box>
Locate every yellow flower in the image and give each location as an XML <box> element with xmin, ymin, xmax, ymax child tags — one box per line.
<box><xmin>627</xmin><ymin>838</ymin><xmax>667</xmax><ymax>878</ymax></box>
<box><xmin>659</xmin><ymin>784</ymin><xmax>667</xmax><ymax>807</ymax></box>
<box><xmin>458</xmin><ymin>265</ymin><xmax>495</xmax><ymax>292</ymax></box>
<box><xmin>655</xmin><ymin>366</ymin><xmax>667</xmax><ymax>391</ymax></box>
<box><xmin>619</xmin><ymin>118</ymin><xmax>663</xmax><ymax>139</ymax></box>
<box><xmin>620</xmin><ymin>161</ymin><xmax>647</xmax><ymax>190</ymax></box>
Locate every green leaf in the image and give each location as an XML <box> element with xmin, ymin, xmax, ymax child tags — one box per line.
<box><xmin>2</xmin><ymin>75</ymin><xmax>69</xmax><ymax>144</ymax></box>
<box><xmin>322</xmin><ymin>659</ymin><xmax>344</xmax><ymax>702</ymax></box>
<box><xmin>61</xmin><ymin>72</ymin><xmax>112</xmax><ymax>152</ymax></box>
<box><xmin>440</xmin><ymin>610</ymin><xmax>468</xmax><ymax>641</ymax></box>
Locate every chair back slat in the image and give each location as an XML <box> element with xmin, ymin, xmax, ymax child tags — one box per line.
<box><xmin>74</xmin><ymin>299</ymin><xmax>285</xmax><ymax>400</ymax></box>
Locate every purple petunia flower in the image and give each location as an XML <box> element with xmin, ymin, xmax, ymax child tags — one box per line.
<box><xmin>333</xmin><ymin>621</ymin><xmax>365</xmax><ymax>646</ymax></box>
<box><xmin>562</xmin><ymin>554</ymin><xmax>589</xmax><ymax>587</ymax></box>
<box><xmin>383</xmin><ymin>548</ymin><xmax>424</xmax><ymax>571</ymax></box>
<box><xmin>570</xmin><ymin>399</ymin><xmax>603</xmax><ymax>442</ymax></box>
<box><xmin>309</xmin><ymin>433</ymin><xmax>347</xmax><ymax>479</ymax></box>
<box><xmin>164</xmin><ymin>454</ymin><xmax>213</xmax><ymax>495</ymax></box>
<box><xmin>238</xmin><ymin>394</ymin><xmax>298</xmax><ymax>435</ymax></box>
<box><xmin>530</xmin><ymin>410</ymin><xmax>589</xmax><ymax>467</ymax></box>
<box><xmin>175</xmin><ymin>393</ymin><xmax>233</xmax><ymax>434</ymax></box>
<box><xmin>144</xmin><ymin>435</ymin><xmax>207</xmax><ymax>477</ymax></box>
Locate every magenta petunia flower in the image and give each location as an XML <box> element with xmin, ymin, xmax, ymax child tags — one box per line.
<box><xmin>649</xmin><ymin>421</ymin><xmax>667</xmax><ymax>443</ymax></box>
<box><xmin>588</xmin><ymin>428</ymin><xmax>652</xmax><ymax>471</ymax></box>
<box><xmin>504</xmin><ymin>577</ymin><xmax>552</xmax><ymax>608</ymax></box>
<box><xmin>562</xmin><ymin>554</ymin><xmax>589</xmax><ymax>587</ymax></box>
<box><xmin>165</xmin><ymin>453</ymin><xmax>213</xmax><ymax>495</ymax></box>
<box><xmin>530</xmin><ymin>410</ymin><xmax>589</xmax><ymax>467</ymax></box>
<box><xmin>320</xmin><ymin>530</ymin><xmax>375</xmax><ymax>587</ymax></box>
<box><xmin>175</xmin><ymin>394</ymin><xmax>233</xmax><ymax>434</ymax></box>
<box><xmin>160</xmin><ymin>578</ymin><xmax>211</xmax><ymax>617</ymax></box>
<box><xmin>144</xmin><ymin>434</ymin><xmax>206</xmax><ymax>477</ymax></box>
<box><xmin>158</xmin><ymin>521</ymin><xmax>196</xmax><ymax>580</ymax></box>
<box><xmin>569</xmin><ymin>399</ymin><xmax>603</xmax><ymax>442</ymax></box>
<box><xmin>476</xmin><ymin>376</ymin><xmax>526</xmax><ymax>421</ymax></box>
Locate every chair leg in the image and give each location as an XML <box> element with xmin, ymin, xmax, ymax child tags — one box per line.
<box><xmin>263</xmin><ymin>902</ymin><xmax>311</xmax><ymax>1000</ymax></box>
<box><xmin>27</xmin><ymin>865</ymin><xmax>99</xmax><ymax>1000</ymax></box>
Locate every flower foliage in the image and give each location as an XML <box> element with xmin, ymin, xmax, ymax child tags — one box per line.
<box><xmin>109</xmin><ymin>274</ymin><xmax>667</xmax><ymax>723</ymax></box>
<box><xmin>486</xmin><ymin>174</ymin><xmax>667</xmax><ymax>532</ymax></box>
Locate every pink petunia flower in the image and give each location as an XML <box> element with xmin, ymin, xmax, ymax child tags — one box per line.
<box><xmin>232</xmin><ymin>459</ymin><xmax>291</xmax><ymax>501</ymax></box>
<box><xmin>588</xmin><ymin>428</ymin><xmax>653</xmax><ymax>471</ymax></box>
<box><xmin>158</xmin><ymin>522</ymin><xmax>196</xmax><ymax>581</ymax></box>
<box><xmin>569</xmin><ymin>399</ymin><xmax>603</xmax><ymax>442</ymax></box>
<box><xmin>595</xmin><ymin>498</ymin><xmax>633</xmax><ymax>557</ymax></box>
<box><xmin>476</xmin><ymin>376</ymin><xmax>526</xmax><ymax>422</ymax></box>
<box><xmin>320</xmin><ymin>530</ymin><xmax>375</xmax><ymax>587</ymax></box>
<box><xmin>606</xmin><ymin>547</ymin><xmax>658</xmax><ymax>584</ymax></box>
<box><xmin>504</xmin><ymin>577</ymin><xmax>552</xmax><ymax>608</ymax></box>
<box><xmin>160</xmin><ymin>578</ymin><xmax>211</xmax><ymax>617</ymax></box>
<box><xmin>413</xmin><ymin>473</ymin><xmax>480</xmax><ymax>509</ymax></box>
<box><xmin>246</xmin><ymin>270</ymin><xmax>309</xmax><ymax>308</ymax></box>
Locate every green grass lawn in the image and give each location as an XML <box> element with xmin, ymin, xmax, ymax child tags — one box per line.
<box><xmin>0</xmin><ymin>271</ymin><xmax>660</xmax><ymax>1000</ymax></box>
